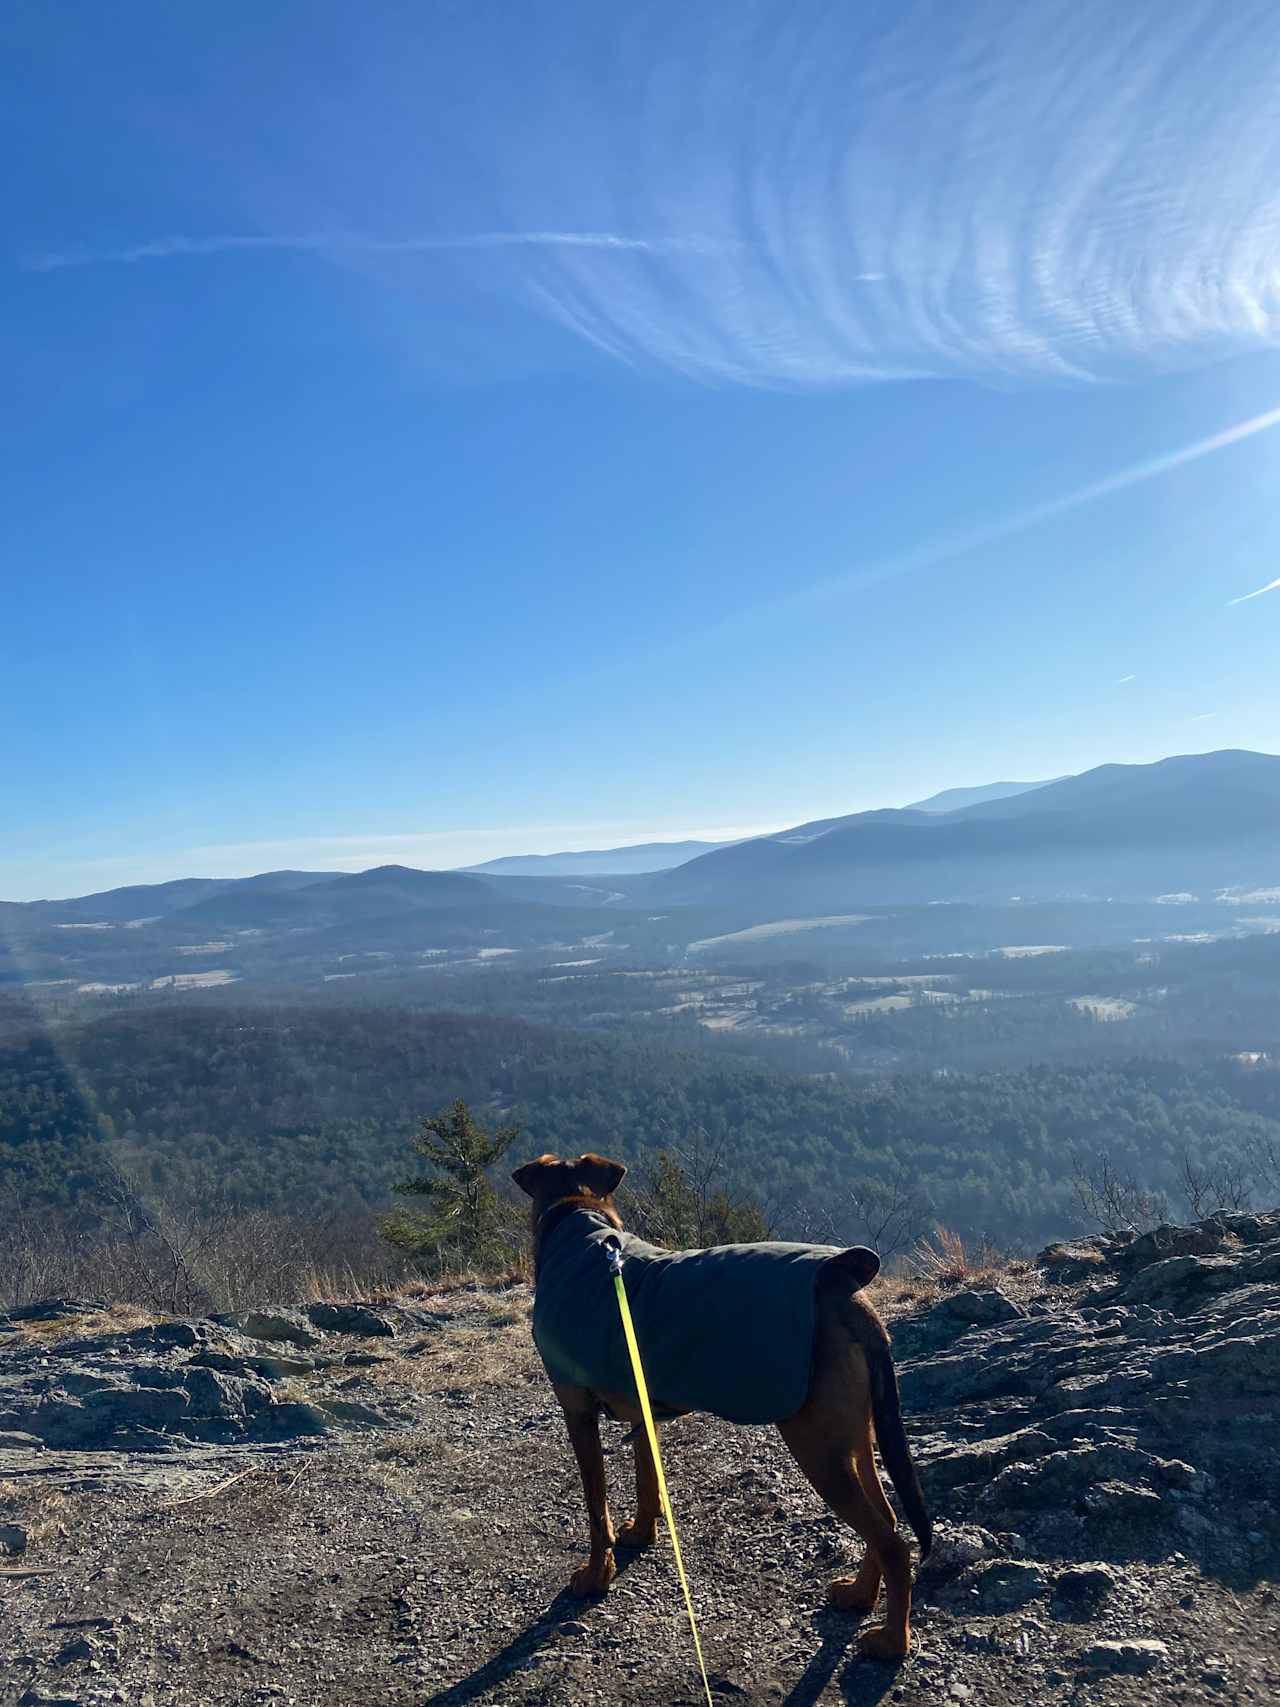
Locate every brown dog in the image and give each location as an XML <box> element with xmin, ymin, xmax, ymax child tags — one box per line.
<box><xmin>514</xmin><ymin>1151</ymin><xmax>931</xmax><ymax>1659</ymax></box>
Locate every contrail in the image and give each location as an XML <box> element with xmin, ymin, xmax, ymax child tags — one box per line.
<box><xmin>1228</xmin><ymin>575</ymin><xmax>1280</xmax><ymax>605</ymax></box>
<box><xmin>20</xmin><ymin>230</ymin><xmax>726</xmax><ymax>272</ymax></box>
<box><xmin>932</xmin><ymin>402</ymin><xmax>1280</xmax><ymax>566</ymax></box>
<box><xmin>804</xmin><ymin>401</ymin><xmax>1280</xmax><ymax>610</ymax></box>
<box><xmin>653</xmin><ymin>399</ymin><xmax>1280</xmax><ymax>661</ymax></box>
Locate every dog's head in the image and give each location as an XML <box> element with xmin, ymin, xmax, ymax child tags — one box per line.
<box><xmin>511</xmin><ymin>1151</ymin><xmax>627</xmax><ymax>1227</ymax></box>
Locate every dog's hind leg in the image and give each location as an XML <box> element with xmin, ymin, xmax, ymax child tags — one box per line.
<box><xmin>556</xmin><ymin>1388</ymin><xmax>617</xmax><ymax>1596</ymax></box>
<box><xmin>834</xmin><ymin>1424</ymin><xmax>897</xmax><ymax>1612</ymax></box>
<box><xmin>616</xmin><ymin>1422</ymin><xmax>660</xmax><ymax>1548</ymax></box>
<box><xmin>778</xmin><ymin>1344</ymin><xmax>913</xmax><ymax>1659</ymax></box>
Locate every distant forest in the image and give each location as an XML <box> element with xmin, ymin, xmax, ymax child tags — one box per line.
<box><xmin>3</xmin><ymin>1002</ymin><xmax>1279</xmax><ymax>1248</ymax></box>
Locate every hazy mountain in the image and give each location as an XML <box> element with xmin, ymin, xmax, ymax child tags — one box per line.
<box><xmin>465</xmin><ymin>839</ymin><xmax>734</xmax><ymax>875</ymax></box>
<box><xmin>650</xmin><ymin>750</ymin><xmax>1280</xmax><ymax>909</ymax></box>
<box><xmin>16</xmin><ymin>870</ymin><xmax>335</xmax><ymax>922</ymax></box>
<box><xmin>906</xmin><ymin>778</ymin><xmax>1058</xmax><ymax>813</ymax></box>
<box><xmin>948</xmin><ymin>748</ymin><xmax>1280</xmax><ymax>823</ymax></box>
<box><xmin>12</xmin><ymin>751</ymin><xmax>1280</xmax><ymax>945</ymax></box>
<box><xmin>8</xmin><ymin>864</ymin><xmax>514</xmax><ymax>932</ymax></box>
<box><xmin>175</xmin><ymin>866</ymin><xmax>501</xmax><ymax>927</ymax></box>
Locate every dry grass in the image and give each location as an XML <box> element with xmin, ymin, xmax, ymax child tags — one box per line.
<box><xmin>870</xmin><ymin>1232</ymin><xmax>1044</xmax><ymax>1323</ymax></box>
<box><xmin>367</xmin><ymin>1294</ymin><xmax>536</xmax><ymax>1398</ymax></box>
<box><xmin>904</xmin><ymin>1224</ymin><xmax>1021</xmax><ymax>1286</ymax></box>
<box><xmin>391</xmin><ymin>1255</ymin><xmax>533</xmax><ymax>1298</ymax></box>
<box><xmin>0</xmin><ymin>1479</ymin><xmax>73</xmax><ymax>1551</ymax></box>
<box><xmin>7</xmin><ymin>1303</ymin><xmax>163</xmax><ymax>1345</ymax></box>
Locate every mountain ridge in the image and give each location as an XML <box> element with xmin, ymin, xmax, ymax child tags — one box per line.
<box><xmin>906</xmin><ymin>777</ymin><xmax>1059</xmax><ymax>813</ymax></box>
<box><xmin>9</xmin><ymin>750</ymin><xmax>1279</xmax><ymax>924</ymax></box>
<box><xmin>464</xmin><ymin>838</ymin><xmax>735</xmax><ymax>876</ymax></box>
<box><xmin>649</xmin><ymin>748</ymin><xmax>1280</xmax><ymax>908</ymax></box>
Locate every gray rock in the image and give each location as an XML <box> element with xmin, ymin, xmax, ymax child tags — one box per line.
<box><xmin>82</xmin><ymin>1386</ymin><xmax>192</xmax><ymax>1428</ymax></box>
<box><xmin>3</xmin><ymin>1298</ymin><xmax>104</xmax><ymax>1323</ymax></box>
<box><xmin>1080</xmin><ymin>1638</ymin><xmax>1169</xmax><ymax>1672</ymax></box>
<box><xmin>1120</xmin><ymin>1254</ymin><xmax>1241</xmax><ymax>1304</ymax></box>
<box><xmin>54</xmin><ymin>1369</ymin><xmax>123</xmax><ymax>1397</ymax></box>
<box><xmin>959</xmin><ymin>1559</ymin><xmax>1046</xmax><ymax>1612</ymax></box>
<box><xmin>321</xmin><ymin>1399</ymin><xmax>394</xmax><ymax>1426</ymax></box>
<box><xmin>182</xmin><ymin>1367</ymin><xmax>250</xmax><ymax>1417</ymax></box>
<box><xmin>120</xmin><ymin>1320</ymin><xmax>205</xmax><ymax>1351</ymax></box>
<box><xmin>1081</xmin><ymin>1479</ymin><xmax>1165</xmax><ymax>1519</ymax></box>
<box><xmin>55</xmin><ymin>1636</ymin><xmax>98</xmax><ymax>1665</ymax></box>
<box><xmin>1051</xmin><ymin>1562</ymin><xmax>1120</xmax><ymax>1618</ymax></box>
<box><xmin>1036</xmin><ymin>1241</ymin><xmax>1107</xmax><ymax>1281</ymax></box>
<box><xmin>923</xmin><ymin>1427</ymin><xmax>1056</xmax><ymax>1496</ymax></box>
<box><xmin>306</xmin><ymin>1303</ymin><xmax>395</xmax><ymax>1337</ymax></box>
<box><xmin>918</xmin><ymin>1522</ymin><xmax>1002</xmax><ymax>1579</ymax></box>
<box><xmin>0</xmin><ymin>1521</ymin><xmax>28</xmax><ymax>1554</ymax></box>
<box><xmin>898</xmin><ymin>1347</ymin><xmax>1014</xmax><ymax>1410</ymax></box>
<box><xmin>1120</xmin><ymin>1224</ymin><xmax>1230</xmax><ymax>1270</ymax></box>
<box><xmin>226</xmin><ymin>1309</ymin><xmax>322</xmax><ymax>1349</ymax></box>
<box><xmin>971</xmin><ymin>1443</ymin><xmax>1177</xmax><ymax>1521</ymax></box>
<box><xmin>247</xmin><ymin>1401</ymin><xmax>330</xmax><ymax>1440</ymax></box>
<box><xmin>1212</xmin><ymin>1210</ymin><xmax>1280</xmax><ymax>1246</ymax></box>
<box><xmin>1036</xmin><ymin>1407</ymin><xmax>1134</xmax><ymax>1442</ymax></box>
<box><xmin>0</xmin><ymin>1431</ymin><xmax>45</xmax><ymax>1450</ymax></box>
<box><xmin>936</xmin><ymin>1288</ymin><xmax>1027</xmax><ymax>1327</ymax></box>
<box><xmin>189</xmin><ymin>1349</ymin><xmax>316</xmax><ymax>1379</ymax></box>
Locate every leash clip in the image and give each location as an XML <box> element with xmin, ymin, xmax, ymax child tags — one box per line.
<box><xmin>604</xmin><ymin>1241</ymin><xmax>625</xmax><ymax>1275</ymax></box>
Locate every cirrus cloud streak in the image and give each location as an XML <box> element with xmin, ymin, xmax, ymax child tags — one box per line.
<box><xmin>497</xmin><ymin>0</ymin><xmax>1280</xmax><ymax>386</ymax></box>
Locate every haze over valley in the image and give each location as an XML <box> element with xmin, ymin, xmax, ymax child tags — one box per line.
<box><xmin>6</xmin><ymin>748</ymin><xmax>1280</xmax><ymax>1250</ymax></box>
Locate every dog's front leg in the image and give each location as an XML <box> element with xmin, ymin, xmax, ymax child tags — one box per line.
<box><xmin>560</xmin><ymin>1398</ymin><xmax>617</xmax><ymax>1596</ymax></box>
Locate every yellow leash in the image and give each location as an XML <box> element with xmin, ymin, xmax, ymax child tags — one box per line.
<box><xmin>607</xmin><ymin>1244</ymin><xmax>714</xmax><ymax>1707</ymax></box>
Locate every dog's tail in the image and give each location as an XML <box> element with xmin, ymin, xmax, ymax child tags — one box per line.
<box><xmin>863</xmin><ymin>1332</ymin><xmax>932</xmax><ymax>1560</ymax></box>
<box><xmin>828</xmin><ymin>1278</ymin><xmax>931</xmax><ymax>1561</ymax></box>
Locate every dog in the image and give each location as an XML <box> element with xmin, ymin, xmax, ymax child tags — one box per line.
<box><xmin>514</xmin><ymin>1150</ymin><xmax>931</xmax><ymax>1659</ymax></box>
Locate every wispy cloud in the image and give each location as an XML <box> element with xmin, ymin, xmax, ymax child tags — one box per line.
<box><xmin>489</xmin><ymin>1</ymin><xmax>1280</xmax><ymax>385</ymax></box>
<box><xmin>1189</xmin><ymin>712</ymin><xmax>1217</xmax><ymax>722</ymax></box>
<box><xmin>1227</xmin><ymin>576</ymin><xmax>1280</xmax><ymax>606</ymax></box>
<box><xmin>1117</xmin><ymin>674</ymin><xmax>1137</xmax><ymax>684</ymax></box>
<box><xmin>23</xmin><ymin>3</ymin><xmax>1280</xmax><ymax>390</ymax></box>
<box><xmin>21</xmin><ymin>230</ymin><xmax>724</xmax><ymax>273</ymax></box>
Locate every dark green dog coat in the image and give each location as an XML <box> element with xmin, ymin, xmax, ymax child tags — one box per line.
<box><xmin>532</xmin><ymin>1208</ymin><xmax>877</xmax><ymax>1426</ymax></box>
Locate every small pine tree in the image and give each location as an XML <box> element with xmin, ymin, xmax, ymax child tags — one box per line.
<box><xmin>382</xmin><ymin>1099</ymin><xmax>522</xmax><ymax>1271</ymax></box>
<box><xmin>632</xmin><ymin>1147</ymin><xmax>770</xmax><ymax>1247</ymax></box>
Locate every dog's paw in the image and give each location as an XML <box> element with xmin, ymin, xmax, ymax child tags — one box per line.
<box><xmin>828</xmin><ymin>1575</ymin><xmax>880</xmax><ymax>1613</ymax></box>
<box><xmin>856</xmin><ymin>1624</ymin><xmax>909</xmax><ymax>1661</ymax></box>
<box><xmin>615</xmin><ymin>1518</ymin><xmax>657</xmax><ymax>1549</ymax></box>
<box><xmin>569</xmin><ymin>1553</ymin><xmax>617</xmax><ymax>1597</ymax></box>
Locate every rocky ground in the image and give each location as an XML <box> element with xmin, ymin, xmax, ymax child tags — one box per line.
<box><xmin>2</xmin><ymin>1210</ymin><xmax>1279</xmax><ymax>1706</ymax></box>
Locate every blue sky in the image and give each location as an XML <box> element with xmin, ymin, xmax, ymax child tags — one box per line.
<box><xmin>5</xmin><ymin>1</ymin><xmax>1280</xmax><ymax>900</ymax></box>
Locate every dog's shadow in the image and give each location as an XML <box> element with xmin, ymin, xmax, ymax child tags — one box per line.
<box><xmin>422</xmin><ymin>1568</ymin><xmax>903</xmax><ymax>1707</ymax></box>
<box><xmin>419</xmin><ymin>1551</ymin><xmax>645</xmax><ymax>1707</ymax></box>
<box><xmin>781</xmin><ymin>1606</ymin><xmax>904</xmax><ymax>1707</ymax></box>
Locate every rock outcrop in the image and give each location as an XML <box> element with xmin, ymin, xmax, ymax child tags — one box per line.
<box><xmin>0</xmin><ymin>1302</ymin><xmax>408</xmax><ymax>1452</ymax></box>
<box><xmin>900</xmin><ymin>1208</ymin><xmax>1280</xmax><ymax>1597</ymax></box>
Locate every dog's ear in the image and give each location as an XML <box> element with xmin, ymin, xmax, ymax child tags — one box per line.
<box><xmin>512</xmin><ymin>1154</ymin><xmax>559</xmax><ymax>1197</ymax></box>
<box><xmin>575</xmin><ymin>1152</ymin><xmax>627</xmax><ymax>1199</ymax></box>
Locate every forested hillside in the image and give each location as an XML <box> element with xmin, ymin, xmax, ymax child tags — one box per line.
<box><xmin>3</xmin><ymin>1004</ymin><xmax>1278</xmax><ymax>1247</ymax></box>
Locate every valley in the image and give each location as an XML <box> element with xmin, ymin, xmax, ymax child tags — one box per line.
<box><xmin>4</xmin><ymin>750</ymin><xmax>1280</xmax><ymax>1255</ymax></box>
